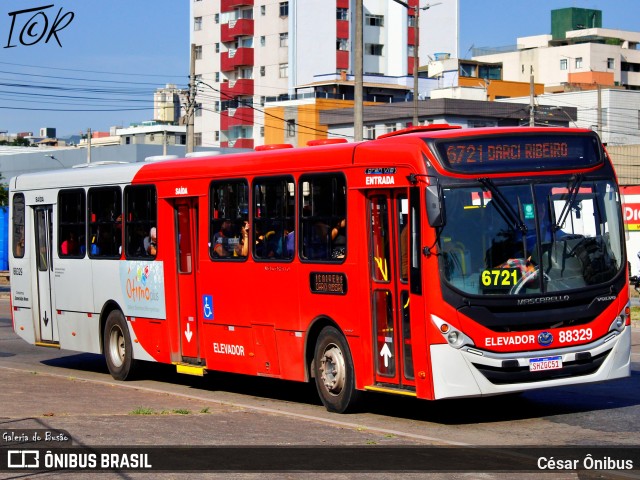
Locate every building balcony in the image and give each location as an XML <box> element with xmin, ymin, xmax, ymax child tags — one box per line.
<box><xmin>221</xmin><ymin>19</ymin><xmax>254</xmax><ymax>43</ymax></box>
<box><xmin>220</xmin><ymin>79</ymin><xmax>254</xmax><ymax>98</ymax></box>
<box><xmin>221</xmin><ymin>0</ymin><xmax>254</xmax><ymax>13</ymax></box>
<box><xmin>337</xmin><ymin>20</ymin><xmax>349</xmax><ymax>39</ymax></box>
<box><xmin>221</xmin><ymin>48</ymin><xmax>254</xmax><ymax>72</ymax></box>
<box><xmin>337</xmin><ymin>50</ymin><xmax>349</xmax><ymax>70</ymax></box>
<box><xmin>220</xmin><ymin>106</ymin><xmax>254</xmax><ymax>130</ymax></box>
<box><xmin>221</xmin><ymin>138</ymin><xmax>254</xmax><ymax>149</ymax></box>
<box><xmin>408</xmin><ymin>26</ymin><xmax>416</xmax><ymax>46</ymax></box>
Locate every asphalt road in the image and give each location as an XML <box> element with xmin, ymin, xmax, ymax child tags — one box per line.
<box><xmin>0</xmin><ymin>296</ymin><xmax>639</xmax><ymax>480</ymax></box>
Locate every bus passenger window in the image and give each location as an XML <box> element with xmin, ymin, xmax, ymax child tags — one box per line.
<box><xmin>12</xmin><ymin>193</ymin><xmax>25</xmax><ymax>258</ymax></box>
<box><xmin>253</xmin><ymin>176</ymin><xmax>295</xmax><ymax>260</ymax></box>
<box><xmin>58</xmin><ymin>189</ymin><xmax>86</xmax><ymax>258</ymax></box>
<box><xmin>124</xmin><ymin>185</ymin><xmax>157</xmax><ymax>259</ymax></box>
<box><xmin>299</xmin><ymin>174</ymin><xmax>347</xmax><ymax>262</ymax></box>
<box><xmin>210</xmin><ymin>180</ymin><xmax>249</xmax><ymax>260</ymax></box>
<box><xmin>88</xmin><ymin>187</ymin><xmax>122</xmax><ymax>259</ymax></box>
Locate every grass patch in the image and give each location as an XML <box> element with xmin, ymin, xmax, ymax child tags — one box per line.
<box><xmin>173</xmin><ymin>409</ymin><xmax>191</xmax><ymax>415</ymax></box>
<box><xmin>130</xmin><ymin>406</ymin><xmax>155</xmax><ymax>415</ymax></box>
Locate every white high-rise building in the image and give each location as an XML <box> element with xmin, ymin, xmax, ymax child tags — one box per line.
<box><xmin>190</xmin><ymin>0</ymin><xmax>458</xmax><ymax>149</ymax></box>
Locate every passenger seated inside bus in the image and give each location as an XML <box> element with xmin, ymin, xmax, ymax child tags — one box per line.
<box><xmin>144</xmin><ymin>227</ymin><xmax>157</xmax><ymax>256</ymax></box>
<box><xmin>331</xmin><ymin>218</ymin><xmax>346</xmax><ymax>259</ymax></box>
<box><xmin>213</xmin><ymin>220</ymin><xmax>248</xmax><ymax>257</ymax></box>
<box><xmin>61</xmin><ymin>232</ymin><xmax>79</xmax><ymax>255</ymax></box>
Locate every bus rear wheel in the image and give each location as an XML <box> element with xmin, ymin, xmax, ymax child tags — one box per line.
<box><xmin>104</xmin><ymin>310</ymin><xmax>137</xmax><ymax>381</ymax></box>
<box><xmin>313</xmin><ymin>326</ymin><xmax>361</xmax><ymax>413</ymax></box>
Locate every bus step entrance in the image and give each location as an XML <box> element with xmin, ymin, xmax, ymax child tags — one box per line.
<box><xmin>173</xmin><ymin>362</ymin><xmax>207</xmax><ymax>377</ymax></box>
<box><xmin>35</xmin><ymin>341</ymin><xmax>60</xmax><ymax>349</ymax></box>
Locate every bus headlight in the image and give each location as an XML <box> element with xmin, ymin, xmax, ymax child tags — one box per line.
<box><xmin>431</xmin><ymin>315</ymin><xmax>474</xmax><ymax>349</ymax></box>
<box><xmin>609</xmin><ymin>302</ymin><xmax>630</xmax><ymax>332</ymax></box>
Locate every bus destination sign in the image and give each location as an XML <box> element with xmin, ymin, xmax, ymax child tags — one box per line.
<box><xmin>310</xmin><ymin>272</ymin><xmax>347</xmax><ymax>295</ymax></box>
<box><xmin>434</xmin><ymin>134</ymin><xmax>601</xmax><ymax>173</ymax></box>
<box><xmin>446</xmin><ymin>141</ymin><xmax>569</xmax><ymax>164</ymax></box>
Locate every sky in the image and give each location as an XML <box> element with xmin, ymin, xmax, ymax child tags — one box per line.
<box><xmin>0</xmin><ymin>0</ymin><xmax>638</xmax><ymax>137</ymax></box>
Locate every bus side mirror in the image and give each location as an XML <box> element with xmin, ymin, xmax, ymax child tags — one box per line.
<box><xmin>426</xmin><ymin>185</ymin><xmax>444</xmax><ymax>228</ymax></box>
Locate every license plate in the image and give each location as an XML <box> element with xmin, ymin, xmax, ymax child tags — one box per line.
<box><xmin>529</xmin><ymin>356</ymin><xmax>563</xmax><ymax>372</ymax></box>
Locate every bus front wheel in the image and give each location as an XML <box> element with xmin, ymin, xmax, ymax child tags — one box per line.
<box><xmin>103</xmin><ymin>310</ymin><xmax>137</xmax><ymax>381</ymax></box>
<box><xmin>313</xmin><ymin>326</ymin><xmax>361</xmax><ymax>413</ymax></box>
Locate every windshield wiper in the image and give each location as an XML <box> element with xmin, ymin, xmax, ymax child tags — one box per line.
<box><xmin>478</xmin><ymin>178</ymin><xmax>527</xmax><ymax>233</ymax></box>
<box><xmin>555</xmin><ymin>174</ymin><xmax>584</xmax><ymax>231</ymax></box>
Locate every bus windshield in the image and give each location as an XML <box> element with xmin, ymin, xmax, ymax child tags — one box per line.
<box><xmin>439</xmin><ymin>179</ymin><xmax>624</xmax><ymax>296</ymax></box>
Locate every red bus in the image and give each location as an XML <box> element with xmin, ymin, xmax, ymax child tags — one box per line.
<box><xmin>9</xmin><ymin>126</ymin><xmax>631</xmax><ymax>413</ymax></box>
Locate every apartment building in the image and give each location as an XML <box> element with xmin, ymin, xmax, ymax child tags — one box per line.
<box><xmin>190</xmin><ymin>0</ymin><xmax>458</xmax><ymax>149</ymax></box>
<box><xmin>472</xmin><ymin>8</ymin><xmax>640</xmax><ymax>92</ymax></box>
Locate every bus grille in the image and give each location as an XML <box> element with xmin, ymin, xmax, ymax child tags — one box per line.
<box><xmin>471</xmin><ymin>350</ymin><xmax>610</xmax><ymax>385</ymax></box>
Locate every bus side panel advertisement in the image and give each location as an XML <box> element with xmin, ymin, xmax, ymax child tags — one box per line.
<box><xmin>119</xmin><ymin>261</ymin><xmax>166</xmax><ymax>319</ymax></box>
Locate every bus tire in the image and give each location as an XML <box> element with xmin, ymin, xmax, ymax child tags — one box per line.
<box><xmin>103</xmin><ymin>310</ymin><xmax>137</xmax><ymax>381</ymax></box>
<box><xmin>313</xmin><ymin>326</ymin><xmax>361</xmax><ymax>413</ymax></box>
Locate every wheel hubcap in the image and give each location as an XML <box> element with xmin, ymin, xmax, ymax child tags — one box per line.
<box><xmin>109</xmin><ymin>326</ymin><xmax>125</xmax><ymax>368</ymax></box>
<box><xmin>319</xmin><ymin>343</ymin><xmax>345</xmax><ymax>396</ymax></box>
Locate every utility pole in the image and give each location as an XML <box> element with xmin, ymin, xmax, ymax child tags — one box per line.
<box><xmin>596</xmin><ymin>83</ymin><xmax>602</xmax><ymax>138</ymax></box>
<box><xmin>186</xmin><ymin>43</ymin><xmax>196</xmax><ymax>154</ymax></box>
<box><xmin>163</xmin><ymin>129</ymin><xmax>167</xmax><ymax>156</ymax></box>
<box><xmin>391</xmin><ymin>1</ymin><xmax>441</xmax><ymax>126</ymax></box>
<box><xmin>354</xmin><ymin>0</ymin><xmax>363</xmax><ymax>141</ymax></box>
<box><xmin>86</xmin><ymin>127</ymin><xmax>91</xmax><ymax>163</ymax></box>
<box><xmin>529</xmin><ymin>74</ymin><xmax>535</xmax><ymax>127</ymax></box>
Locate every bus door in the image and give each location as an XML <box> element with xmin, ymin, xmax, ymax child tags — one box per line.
<box><xmin>34</xmin><ymin>205</ymin><xmax>58</xmax><ymax>343</ymax></box>
<box><xmin>174</xmin><ymin>198</ymin><xmax>200</xmax><ymax>362</ymax></box>
<box><xmin>368</xmin><ymin>191</ymin><xmax>414</xmax><ymax>388</ymax></box>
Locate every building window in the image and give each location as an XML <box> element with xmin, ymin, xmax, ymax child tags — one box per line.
<box><xmin>260</xmin><ymin>36</ymin><xmax>266</xmax><ymax>46</ymax></box>
<box><xmin>194</xmin><ymin>45</ymin><xmax>202</xmax><ymax>60</ymax></box>
<box><xmin>195</xmin><ymin>103</ymin><xmax>202</xmax><ymax>117</ymax></box>
<box><xmin>607</xmin><ymin>57</ymin><xmax>615</xmax><ymax>69</ymax></box>
<box><xmin>194</xmin><ymin>17</ymin><xmax>202</xmax><ymax>31</ymax></box>
<box><xmin>279</xmin><ymin>1</ymin><xmax>288</xmax><ymax>17</ymax></box>
<box><xmin>560</xmin><ymin>58</ymin><xmax>567</xmax><ymax>70</ymax></box>
<box><xmin>279</xmin><ymin>63</ymin><xmax>288</xmax><ymax>78</ymax></box>
<box><xmin>385</xmin><ymin>124</ymin><xmax>396</xmax><ymax>133</ymax></box>
<box><xmin>260</xmin><ymin>126</ymin><xmax>265</xmax><ymax>137</ymax></box>
<box><xmin>261</xmin><ymin>5</ymin><xmax>266</xmax><ymax>15</ymax></box>
<box><xmin>280</xmin><ymin>32</ymin><xmax>288</xmax><ymax>47</ymax></box>
<box><xmin>364</xmin><ymin>125</ymin><xmax>375</xmax><ymax>139</ymax></box>
<box><xmin>365</xmin><ymin>43</ymin><xmax>383</xmax><ymax>56</ymax></box>
<box><xmin>260</xmin><ymin>96</ymin><xmax>266</xmax><ymax>106</ymax></box>
<box><xmin>337</xmin><ymin>38</ymin><xmax>348</xmax><ymax>51</ymax></box>
<box><xmin>408</xmin><ymin>14</ymin><xmax>415</xmax><ymax>27</ymax></box>
<box><xmin>260</xmin><ymin>66</ymin><xmax>265</xmax><ymax>76</ymax></box>
<box><xmin>575</xmin><ymin>57</ymin><xmax>583</xmax><ymax>69</ymax></box>
<box><xmin>194</xmin><ymin>133</ymin><xmax>202</xmax><ymax>147</ymax></box>
<box><xmin>214</xmin><ymin>13</ymin><xmax>219</xmax><ymax>24</ymax></box>
<box><xmin>408</xmin><ymin>45</ymin><xmax>415</xmax><ymax>57</ymax></box>
<box><xmin>215</xmin><ymin>42</ymin><xmax>220</xmax><ymax>53</ymax></box>
<box><xmin>365</xmin><ymin>14</ymin><xmax>384</xmax><ymax>27</ymax></box>
<box><xmin>214</xmin><ymin>131</ymin><xmax>220</xmax><ymax>142</ymax></box>
<box><xmin>215</xmin><ymin>72</ymin><xmax>220</xmax><ymax>82</ymax></box>
<box><xmin>337</xmin><ymin>8</ymin><xmax>348</xmax><ymax>20</ymax></box>
<box><xmin>286</xmin><ymin>120</ymin><xmax>295</xmax><ymax>137</ymax></box>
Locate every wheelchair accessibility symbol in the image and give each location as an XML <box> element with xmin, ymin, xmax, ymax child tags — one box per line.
<box><xmin>202</xmin><ymin>295</ymin><xmax>214</xmax><ymax>320</ymax></box>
